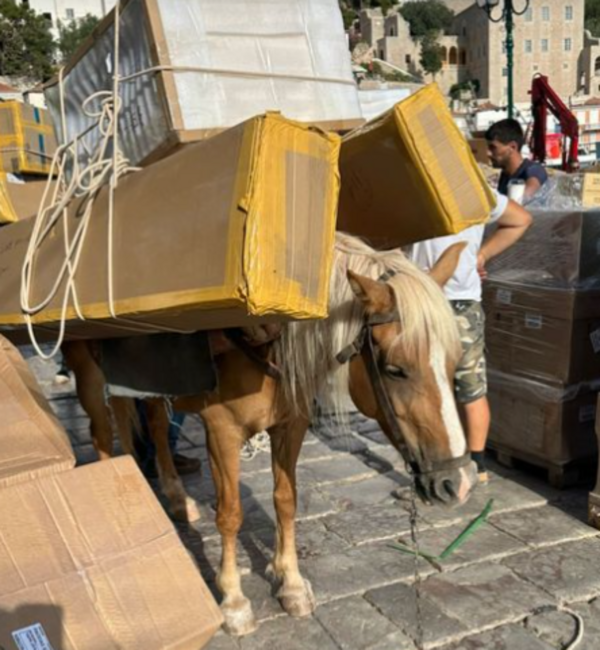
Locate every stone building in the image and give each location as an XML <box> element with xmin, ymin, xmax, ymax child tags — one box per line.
<box><xmin>360</xmin><ymin>0</ymin><xmax>589</xmax><ymax>105</ymax></box>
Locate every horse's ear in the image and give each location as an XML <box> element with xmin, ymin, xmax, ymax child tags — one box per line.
<box><xmin>429</xmin><ymin>242</ymin><xmax>468</xmax><ymax>287</ymax></box>
<box><xmin>347</xmin><ymin>270</ymin><xmax>395</xmax><ymax>314</ymax></box>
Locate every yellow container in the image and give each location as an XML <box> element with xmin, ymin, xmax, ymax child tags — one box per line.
<box><xmin>337</xmin><ymin>84</ymin><xmax>496</xmax><ymax>248</ymax></box>
<box><xmin>0</xmin><ymin>101</ymin><xmax>57</xmax><ymax>176</ymax></box>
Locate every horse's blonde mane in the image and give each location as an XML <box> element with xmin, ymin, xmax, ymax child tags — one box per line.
<box><xmin>274</xmin><ymin>233</ymin><xmax>461</xmax><ymax>419</ymax></box>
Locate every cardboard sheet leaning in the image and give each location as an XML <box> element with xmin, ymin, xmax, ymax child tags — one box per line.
<box><xmin>0</xmin><ymin>335</ymin><xmax>223</xmax><ymax>649</ymax></box>
<box><xmin>0</xmin><ymin>113</ymin><xmax>340</xmax><ymax>342</ymax></box>
<box><xmin>337</xmin><ymin>84</ymin><xmax>497</xmax><ymax>248</ymax></box>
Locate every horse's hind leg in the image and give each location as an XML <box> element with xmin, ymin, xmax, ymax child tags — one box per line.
<box><xmin>205</xmin><ymin>414</ymin><xmax>257</xmax><ymax>636</ymax></box>
<box><xmin>145</xmin><ymin>399</ymin><xmax>201</xmax><ymax>523</ymax></box>
<box><xmin>62</xmin><ymin>341</ymin><xmax>114</xmax><ymax>460</ymax></box>
<box><xmin>268</xmin><ymin>417</ymin><xmax>316</xmax><ymax>618</ymax></box>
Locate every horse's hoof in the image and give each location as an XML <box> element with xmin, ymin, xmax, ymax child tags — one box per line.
<box><xmin>170</xmin><ymin>496</ymin><xmax>202</xmax><ymax>523</ymax></box>
<box><xmin>278</xmin><ymin>579</ymin><xmax>316</xmax><ymax>618</ymax></box>
<box><xmin>221</xmin><ymin>598</ymin><xmax>258</xmax><ymax>637</ymax></box>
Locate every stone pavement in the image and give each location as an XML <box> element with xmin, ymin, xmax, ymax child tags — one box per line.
<box><xmin>27</xmin><ymin>350</ymin><xmax>600</xmax><ymax>650</ymax></box>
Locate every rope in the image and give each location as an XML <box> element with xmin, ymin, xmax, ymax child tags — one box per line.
<box><xmin>240</xmin><ymin>431</ymin><xmax>271</xmax><ymax>462</ymax></box>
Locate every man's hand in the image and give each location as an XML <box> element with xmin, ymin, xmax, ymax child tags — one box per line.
<box><xmin>477</xmin><ymin>252</ymin><xmax>488</xmax><ymax>280</ymax></box>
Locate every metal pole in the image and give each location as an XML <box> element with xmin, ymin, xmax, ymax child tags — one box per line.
<box><xmin>505</xmin><ymin>0</ymin><xmax>514</xmax><ymax>119</ymax></box>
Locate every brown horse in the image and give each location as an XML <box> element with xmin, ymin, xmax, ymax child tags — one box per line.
<box><xmin>62</xmin><ymin>233</ymin><xmax>476</xmax><ymax>636</ymax></box>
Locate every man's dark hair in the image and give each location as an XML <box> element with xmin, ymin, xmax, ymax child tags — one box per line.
<box><xmin>485</xmin><ymin>119</ymin><xmax>525</xmax><ymax>150</ymax></box>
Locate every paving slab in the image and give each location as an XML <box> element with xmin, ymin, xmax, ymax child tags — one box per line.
<box><xmin>237</xmin><ymin>616</ymin><xmax>339</xmax><ymax>650</ymax></box>
<box><xmin>296</xmin><ymin>455</ymin><xmax>377</xmax><ymax>487</ymax></box>
<box><xmin>315</xmin><ymin>595</ymin><xmax>413</xmax><ymax>650</ymax></box>
<box><xmin>525</xmin><ymin>608</ymin><xmax>587</xmax><ymax>650</ymax></box>
<box><xmin>322</xmin><ymin>503</ymin><xmax>413</xmax><ymax>546</ymax></box>
<box><xmin>437</xmin><ymin>623</ymin><xmax>554</xmax><ymax>650</ymax></box>
<box><xmin>504</xmin><ymin>537</ymin><xmax>600</xmax><ymax>602</ymax></box>
<box><xmin>364</xmin><ymin>581</ymin><xmax>468</xmax><ymax>648</ymax></box>
<box><xmin>421</xmin><ymin>563</ymin><xmax>553</xmax><ymax>630</ymax></box>
<box><xmin>490</xmin><ymin>504</ymin><xmax>598</xmax><ymax>548</ymax></box>
<box><xmin>302</xmin><ymin>541</ymin><xmax>434</xmax><ymax>603</ymax></box>
<box><xmin>322</xmin><ymin>473</ymin><xmax>409</xmax><ymax>510</ymax></box>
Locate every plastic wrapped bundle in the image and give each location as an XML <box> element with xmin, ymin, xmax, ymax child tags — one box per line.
<box><xmin>488</xmin><ymin>369</ymin><xmax>598</xmax><ymax>467</ymax></box>
<box><xmin>483</xmin><ymin>281</ymin><xmax>600</xmax><ymax>384</ymax></box>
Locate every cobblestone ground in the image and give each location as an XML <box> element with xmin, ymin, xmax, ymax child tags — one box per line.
<box><xmin>28</xmin><ymin>350</ymin><xmax>600</xmax><ymax>650</ymax></box>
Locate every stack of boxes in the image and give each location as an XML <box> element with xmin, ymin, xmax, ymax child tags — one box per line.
<box><xmin>484</xmin><ymin>209</ymin><xmax>600</xmax><ymax>480</ymax></box>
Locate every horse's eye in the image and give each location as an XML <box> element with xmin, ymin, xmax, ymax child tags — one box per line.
<box><xmin>384</xmin><ymin>365</ymin><xmax>408</xmax><ymax>380</ymax></box>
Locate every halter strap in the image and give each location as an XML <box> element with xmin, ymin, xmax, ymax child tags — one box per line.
<box><xmin>336</xmin><ymin>268</ymin><xmax>472</xmax><ymax>477</ymax></box>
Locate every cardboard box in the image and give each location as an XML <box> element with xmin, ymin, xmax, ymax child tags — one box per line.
<box><xmin>0</xmin><ymin>102</ymin><xmax>56</xmax><ymax>176</ymax></box>
<box><xmin>483</xmin><ymin>281</ymin><xmax>600</xmax><ymax>384</ymax></box>
<box><xmin>468</xmin><ymin>138</ymin><xmax>490</xmax><ymax>165</ymax></box>
<box><xmin>0</xmin><ymin>456</ymin><xmax>223</xmax><ymax>650</ymax></box>
<box><xmin>336</xmin><ymin>85</ymin><xmax>496</xmax><ymax>248</ymax></box>
<box><xmin>0</xmin><ymin>335</ymin><xmax>75</xmax><ymax>488</ymax></box>
<box><xmin>0</xmin><ymin>176</ymin><xmax>56</xmax><ymax>224</ymax></box>
<box><xmin>486</xmin><ymin>209</ymin><xmax>600</xmax><ymax>290</ymax></box>
<box><xmin>589</xmin><ymin>393</ymin><xmax>600</xmax><ymax>527</ymax></box>
<box><xmin>44</xmin><ymin>0</ymin><xmax>362</xmax><ymax>170</ymax></box>
<box><xmin>0</xmin><ymin>113</ymin><xmax>340</xmax><ymax>341</ymax></box>
<box><xmin>582</xmin><ymin>173</ymin><xmax>600</xmax><ymax>208</ymax></box>
<box><xmin>488</xmin><ymin>370</ymin><xmax>598</xmax><ymax>465</ymax></box>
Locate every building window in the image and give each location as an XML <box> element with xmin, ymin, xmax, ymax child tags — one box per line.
<box><xmin>542</xmin><ymin>6</ymin><xmax>550</xmax><ymax>21</ymax></box>
<box><xmin>462</xmin><ymin>26</ymin><xmax>467</xmax><ymax>37</ymax></box>
<box><xmin>565</xmin><ymin>5</ymin><xmax>573</xmax><ymax>21</ymax></box>
<box><xmin>405</xmin><ymin>54</ymin><xmax>411</xmax><ymax>65</ymax></box>
<box><xmin>441</xmin><ymin>46</ymin><xmax>448</xmax><ymax>63</ymax></box>
<box><xmin>502</xmin><ymin>42</ymin><xmax>506</xmax><ymax>54</ymax></box>
<box><xmin>595</xmin><ymin>56</ymin><xmax>600</xmax><ymax>75</ymax></box>
<box><xmin>42</xmin><ymin>12</ymin><xmax>52</xmax><ymax>22</ymax></box>
<box><xmin>564</xmin><ymin>63</ymin><xmax>570</xmax><ymax>70</ymax></box>
<box><xmin>65</xmin><ymin>8</ymin><xmax>74</xmax><ymax>19</ymax></box>
<box><xmin>525</xmin><ymin>6</ymin><xmax>533</xmax><ymax>21</ymax></box>
<box><xmin>541</xmin><ymin>39</ymin><xmax>549</xmax><ymax>53</ymax></box>
<box><xmin>460</xmin><ymin>49</ymin><xmax>467</xmax><ymax>65</ymax></box>
<box><xmin>379</xmin><ymin>50</ymin><xmax>385</xmax><ymax>60</ymax></box>
<box><xmin>525</xmin><ymin>40</ymin><xmax>532</xmax><ymax>53</ymax></box>
<box><xmin>389</xmin><ymin>26</ymin><xmax>395</xmax><ymax>36</ymax></box>
<box><xmin>449</xmin><ymin>46</ymin><xmax>458</xmax><ymax>65</ymax></box>
<box><xmin>502</xmin><ymin>67</ymin><xmax>508</xmax><ymax>77</ymax></box>
<box><xmin>564</xmin><ymin>38</ymin><xmax>572</xmax><ymax>52</ymax></box>
<box><xmin>533</xmin><ymin>64</ymin><xmax>539</xmax><ymax>71</ymax></box>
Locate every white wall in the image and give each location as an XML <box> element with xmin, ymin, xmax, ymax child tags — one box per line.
<box><xmin>22</xmin><ymin>0</ymin><xmax>116</xmax><ymax>36</ymax></box>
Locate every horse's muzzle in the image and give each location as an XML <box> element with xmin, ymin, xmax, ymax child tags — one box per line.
<box><xmin>415</xmin><ymin>461</ymin><xmax>478</xmax><ymax>507</ymax></box>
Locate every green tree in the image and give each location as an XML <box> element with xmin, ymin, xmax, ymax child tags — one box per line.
<box><xmin>58</xmin><ymin>14</ymin><xmax>100</xmax><ymax>62</ymax></box>
<box><xmin>586</xmin><ymin>0</ymin><xmax>600</xmax><ymax>35</ymax></box>
<box><xmin>0</xmin><ymin>0</ymin><xmax>54</xmax><ymax>80</ymax></box>
<box><xmin>419</xmin><ymin>32</ymin><xmax>444</xmax><ymax>78</ymax></box>
<box><xmin>399</xmin><ymin>0</ymin><xmax>455</xmax><ymax>38</ymax></box>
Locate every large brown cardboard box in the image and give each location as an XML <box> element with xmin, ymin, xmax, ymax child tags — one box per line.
<box><xmin>488</xmin><ymin>370</ymin><xmax>598</xmax><ymax>466</ymax></box>
<box><xmin>483</xmin><ymin>281</ymin><xmax>600</xmax><ymax>384</ymax></box>
<box><xmin>337</xmin><ymin>85</ymin><xmax>496</xmax><ymax>248</ymax></box>
<box><xmin>486</xmin><ymin>210</ymin><xmax>600</xmax><ymax>290</ymax></box>
<box><xmin>0</xmin><ymin>456</ymin><xmax>223</xmax><ymax>649</ymax></box>
<box><xmin>0</xmin><ymin>113</ymin><xmax>340</xmax><ymax>342</ymax></box>
<box><xmin>0</xmin><ymin>335</ymin><xmax>75</xmax><ymax>489</ymax></box>
<box><xmin>589</xmin><ymin>393</ymin><xmax>600</xmax><ymax>527</ymax></box>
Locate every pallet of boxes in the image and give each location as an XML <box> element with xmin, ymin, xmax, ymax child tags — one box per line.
<box><xmin>0</xmin><ymin>0</ymin><xmax>499</xmax><ymax>645</ymax></box>
<box><xmin>483</xmin><ymin>174</ymin><xmax>600</xmax><ymax>489</ymax></box>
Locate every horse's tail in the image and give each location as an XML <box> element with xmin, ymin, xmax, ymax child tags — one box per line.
<box><xmin>109</xmin><ymin>396</ymin><xmax>141</xmax><ymax>458</ymax></box>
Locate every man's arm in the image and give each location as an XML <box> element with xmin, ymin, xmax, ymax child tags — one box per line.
<box><xmin>524</xmin><ymin>176</ymin><xmax>542</xmax><ymax>199</ymax></box>
<box><xmin>478</xmin><ymin>200</ymin><xmax>532</xmax><ymax>277</ymax></box>
<box><xmin>524</xmin><ymin>163</ymin><xmax>548</xmax><ymax>200</ymax></box>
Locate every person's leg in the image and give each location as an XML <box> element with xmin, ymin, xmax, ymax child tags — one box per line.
<box><xmin>452</xmin><ymin>301</ymin><xmax>490</xmax><ymax>483</ymax></box>
<box><xmin>167</xmin><ymin>411</ymin><xmax>202</xmax><ymax>476</ymax></box>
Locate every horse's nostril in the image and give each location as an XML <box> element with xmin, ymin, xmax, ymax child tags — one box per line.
<box><xmin>443</xmin><ymin>479</ymin><xmax>457</xmax><ymax>499</ymax></box>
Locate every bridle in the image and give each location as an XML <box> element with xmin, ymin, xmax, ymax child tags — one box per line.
<box><xmin>336</xmin><ymin>269</ymin><xmax>472</xmax><ymax>481</ymax></box>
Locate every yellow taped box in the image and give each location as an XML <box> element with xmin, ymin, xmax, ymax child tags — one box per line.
<box><xmin>0</xmin><ymin>102</ymin><xmax>57</xmax><ymax>176</ymax></box>
<box><xmin>337</xmin><ymin>84</ymin><xmax>497</xmax><ymax>248</ymax></box>
<box><xmin>0</xmin><ymin>335</ymin><xmax>75</xmax><ymax>489</ymax></box>
<box><xmin>0</xmin><ymin>113</ymin><xmax>340</xmax><ymax>341</ymax></box>
<box><xmin>0</xmin><ymin>456</ymin><xmax>224</xmax><ymax>650</ymax></box>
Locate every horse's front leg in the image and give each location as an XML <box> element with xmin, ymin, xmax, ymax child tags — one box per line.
<box><xmin>145</xmin><ymin>399</ymin><xmax>201</xmax><ymax>523</ymax></box>
<box><xmin>268</xmin><ymin>417</ymin><xmax>316</xmax><ymax>618</ymax></box>
<box><xmin>204</xmin><ymin>411</ymin><xmax>257</xmax><ymax>636</ymax></box>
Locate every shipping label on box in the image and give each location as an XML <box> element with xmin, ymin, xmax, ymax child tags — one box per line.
<box><xmin>525</xmin><ymin>313</ymin><xmax>543</xmax><ymax>330</ymax></box>
<box><xmin>583</xmin><ymin>174</ymin><xmax>600</xmax><ymax>208</ymax></box>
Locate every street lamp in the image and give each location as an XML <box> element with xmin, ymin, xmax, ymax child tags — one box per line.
<box><xmin>476</xmin><ymin>0</ymin><xmax>530</xmax><ymax>120</ymax></box>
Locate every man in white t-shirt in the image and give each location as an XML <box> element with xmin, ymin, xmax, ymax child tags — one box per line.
<box><xmin>409</xmin><ymin>191</ymin><xmax>532</xmax><ymax>482</ymax></box>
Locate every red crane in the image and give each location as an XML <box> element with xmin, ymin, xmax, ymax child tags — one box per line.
<box><xmin>529</xmin><ymin>74</ymin><xmax>580</xmax><ymax>172</ymax></box>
